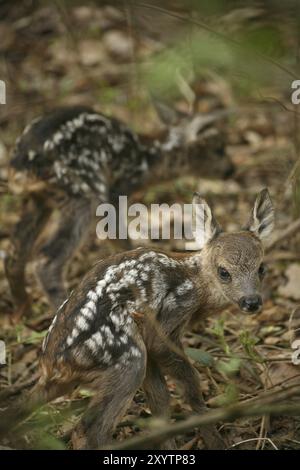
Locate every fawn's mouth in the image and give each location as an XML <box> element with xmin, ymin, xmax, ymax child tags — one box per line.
<box><xmin>239</xmin><ymin>304</ymin><xmax>263</xmax><ymax>315</ymax></box>
<box><xmin>238</xmin><ymin>296</ymin><xmax>263</xmax><ymax>314</ymax></box>
<box><xmin>240</xmin><ymin>307</ymin><xmax>262</xmax><ymax>315</ymax></box>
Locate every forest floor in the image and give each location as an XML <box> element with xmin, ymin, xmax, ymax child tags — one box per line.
<box><xmin>0</xmin><ymin>2</ymin><xmax>300</xmax><ymax>450</ymax></box>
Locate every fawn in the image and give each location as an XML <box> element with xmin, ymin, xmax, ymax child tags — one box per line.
<box><xmin>0</xmin><ymin>189</ymin><xmax>274</xmax><ymax>449</ymax></box>
<box><xmin>5</xmin><ymin>103</ymin><xmax>233</xmax><ymax>319</ymax></box>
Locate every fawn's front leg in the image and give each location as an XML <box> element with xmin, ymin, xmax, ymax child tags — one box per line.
<box><xmin>143</xmin><ymin>356</ymin><xmax>176</xmax><ymax>449</ymax></box>
<box><xmin>158</xmin><ymin>339</ymin><xmax>225</xmax><ymax>450</ymax></box>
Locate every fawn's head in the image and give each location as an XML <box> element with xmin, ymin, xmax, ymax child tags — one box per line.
<box><xmin>193</xmin><ymin>189</ymin><xmax>274</xmax><ymax>313</ymax></box>
<box><xmin>154</xmin><ymin>101</ymin><xmax>234</xmax><ymax>179</ymax></box>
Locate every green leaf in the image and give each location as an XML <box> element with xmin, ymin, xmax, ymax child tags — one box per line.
<box><xmin>185</xmin><ymin>348</ymin><xmax>214</xmax><ymax>367</ymax></box>
<box><xmin>212</xmin><ymin>383</ymin><xmax>239</xmax><ymax>407</ymax></box>
<box><xmin>78</xmin><ymin>388</ymin><xmax>94</xmax><ymax>398</ymax></box>
<box><xmin>24</xmin><ymin>330</ymin><xmax>47</xmax><ymax>345</ymax></box>
<box><xmin>207</xmin><ymin>317</ymin><xmax>231</xmax><ymax>354</ymax></box>
<box><xmin>217</xmin><ymin>357</ymin><xmax>241</xmax><ymax>377</ymax></box>
<box><xmin>239</xmin><ymin>330</ymin><xmax>263</xmax><ymax>363</ymax></box>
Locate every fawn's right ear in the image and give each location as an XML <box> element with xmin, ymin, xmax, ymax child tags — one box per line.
<box><xmin>191</xmin><ymin>193</ymin><xmax>221</xmax><ymax>249</ymax></box>
<box><xmin>152</xmin><ymin>99</ymin><xmax>187</xmax><ymax>126</ymax></box>
<box><xmin>244</xmin><ymin>188</ymin><xmax>274</xmax><ymax>240</ymax></box>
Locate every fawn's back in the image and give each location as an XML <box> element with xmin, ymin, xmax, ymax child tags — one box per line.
<box><xmin>41</xmin><ymin>247</ymin><xmax>194</xmax><ymax>379</ymax></box>
<box><xmin>9</xmin><ymin>104</ymin><xmax>233</xmax><ymax>200</ymax></box>
<box><xmin>10</xmin><ymin>106</ymin><xmax>155</xmax><ymax>200</ymax></box>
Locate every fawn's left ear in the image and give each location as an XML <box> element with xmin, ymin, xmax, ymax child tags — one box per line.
<box><xmin>244</xmin><ymin>188</ymin><xmax>274</xmax><ymax>240</ymax></box>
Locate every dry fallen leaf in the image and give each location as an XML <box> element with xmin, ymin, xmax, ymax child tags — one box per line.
<box><xmin>257</xmin><ymin>305</ymin><xmax>287</xmax><ymax>323</ymax></box>
<box><xmin>260</xmin><ymin>355</ymin><xmax>300</xmax><ymax>389</ymax></box>
<box><xmin>102</xmin><ymin>30</ymin><xmax>134</xmax><ymax>62</ymax></box>
<box><xmin>278</xmin><ymin>264</ymin><xmax>300</xmax><ymax>300</ymax></box>
<box><xmin>78</xmin><ymin>40</ymin><xmax>106</xmax><ymax>67</ymax></box>
<box><xmin>264</xmin><ymin>336</ymin><xmax>281</xmax><ymax>345</ymax></box>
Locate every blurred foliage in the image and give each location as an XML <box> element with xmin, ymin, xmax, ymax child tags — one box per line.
<box><xmin>185</xmin><ymin>347</ymin><xmax>214</xmax><ymax>366</ymax></box>
<box><xmin>212</xmin><ymin>382</ymin><xmax>239</xmax><ymax>406</ymax></box>
<box><xmin>134</xmin><ymin>1</ymin><xmax>298</xmax><ymax>98</ymax></box>
<box><xmin>207</xmin><ymin>316</ymin><xmax>231</xmax><ymax>354</ymax></box>
<box><xmin>239</xmin><ymin>330</ymin><xmax>263</xmax><ymax>363</ymax></box>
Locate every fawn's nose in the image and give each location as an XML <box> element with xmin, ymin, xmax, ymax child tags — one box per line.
<box><xmin>239</xmin><ymin>295</ymin><xmax>262</xmax><ymax>313</ymax></box>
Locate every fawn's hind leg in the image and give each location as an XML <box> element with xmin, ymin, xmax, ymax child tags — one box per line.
<box><xmin>36</xmin><ymin>197</ymin><xmax>93</xmax><ymax>310</ymax></box>
<box><xmin>72</xmin><ymin>354</ymin><xmax>146</xmax><ymax>450</ymax></box>
<box><xmin>5</xmin><ymin>194</ymin><xmax>52</xmax><ymax>319</ymax></box>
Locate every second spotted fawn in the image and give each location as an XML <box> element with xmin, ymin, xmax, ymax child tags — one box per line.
<box><xmin>5</xmin><ymin>104</ymin><xmax>233</xmax><ymax>318</ymax></box>
<box><xmin>0</xmin><ymin>189</ymin><xmax>274</xmax><ymax>449</ymax></box>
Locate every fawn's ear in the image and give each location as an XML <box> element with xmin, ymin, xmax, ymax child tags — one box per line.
<box><xmin>184</xmin><ymin>109</ymin><xmax>231</xmax><ymax>144</ymax></box>
<box><xmin>244</xmin><ymin>188</ymin><xmax>274</xmax><ymax>240</ymax></box>
<box><xmin>191</xmin><ymin>193</ymin><xmax>221</xmax><ymax>249</ymax></box>
<box><xmin>152</xmin><ymin>99</ymin><xmax>187</xmax><ymax>126</ymax></box>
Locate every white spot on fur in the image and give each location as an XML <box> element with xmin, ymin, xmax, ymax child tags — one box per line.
<box><xmin>176</xmin><ymin>279</ymin><xmax>194</xmax><ymax>295</ymax></box>
<box><xmin>85</xmin><ymin>331</ymin><xmax>103</xmax><ymax>353</ymax></box>
<box><xmin>130</xmin><ymin>347</ymin><xmax>141</xmax><ymax>358</ymax></box>
<box><xmin>76</xmin><ymin>316</ymin><xmax>89</xmax><ymax>331</ymax></box>
<box><xmin>119</xmin><ymin>335</ymin><xmax>128</xmax><ymax>344</ymax></box>
<box><xmin>28</xmin><ymin>150</ymin><xmax>36</xmax><ymax>161</ymax></box>
<box><xmin>81</xmin><ymin>307</ymin><xmax>94</xmax><ymax>320</ymax></box>
<box><xmin>103</xmin><ymin>350</ymin><xmax>112</xmax><ymax>364</ymax></box>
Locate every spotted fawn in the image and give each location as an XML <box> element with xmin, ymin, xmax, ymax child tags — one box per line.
<box><xmin>0</xmin><ymin>189</ymin><xmax>274</xmax><ymax>449</ymax></box>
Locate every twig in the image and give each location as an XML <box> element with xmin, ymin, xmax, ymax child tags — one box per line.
<box><xmin>212</xmin><ymin>352</ymin><xmax>292</xmax><ymax>363</ymax></box>
<box><xmin>106</xmin><ymin>384</ymin><xmax>300</xmax><ymax>450</ymax></box>
<box><xmin>258</xmin><ymin>96</ymin><xmax>300</xmax><ymax>117</ymax></box>
<box><xmin>230</xmin><ymin>437</ymin><xmax>278</xmax><ymax>450</ymax></box>
<box><xmin>266</xmin><ymin>218</ymin><xmax>300</xmax><ymax>252</ymax></box>
<box><xmin>0</xmin><ymin>378</ymin><xmax>37</xmax><ymax>403</ymax></box>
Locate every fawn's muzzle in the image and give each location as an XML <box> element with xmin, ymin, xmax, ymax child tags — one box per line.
<box><xmin>238</xmin><ymin>295</ymin><xmax>262</xmax><ymax>313</ymax></box>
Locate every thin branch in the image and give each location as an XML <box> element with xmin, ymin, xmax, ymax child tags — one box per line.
<box><xmin>259</xmin><ymin>96</ymin><xmax>300</xmax><ymax>117</ymax></box>
<box><xmin>0</xmin><ymin>379</ymin><xmax>37</xmax><ymax>403</ymax></box>
<box><xmin>134</xmin><ymin>2</ymin><xmax>298</xmax><ymax>79</ymax></box>
<box><xmin>230</xmin><ymin>437</ymin><xmax>278</xmax><ymax>450</ymax></box>
<box><xmin>106</xmin><ymin>384</ymin><xmax>300</xmax><ymax>450</ymax></box>
<box><xmin>266</xmin><ymin>217</ymin><xmax>300</xmax><ymax>252</ymax></box>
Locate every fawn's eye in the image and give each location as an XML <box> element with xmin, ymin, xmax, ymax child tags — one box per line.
<box><xmin>258</xmin><ymin>263</ymin><xmax>266</xmax><ymax>278</ymax></box>
<box><xmin>218</xmin><ymin>266</ymin><xmax>231</xmax><ymax>282</ymax></box>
